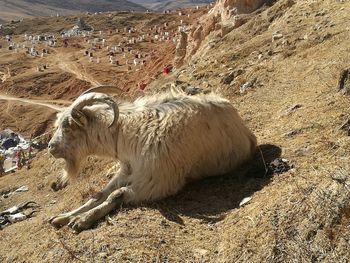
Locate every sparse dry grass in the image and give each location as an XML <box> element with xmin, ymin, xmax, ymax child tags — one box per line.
<box><xmin>2</xmin><ymin>0</ymin><xmax>350</xmax><ymax>262</ymax></box>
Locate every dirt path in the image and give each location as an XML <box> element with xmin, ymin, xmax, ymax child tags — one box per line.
<box><xmin>0</xmin><ymin>94</ymin><xmax>66</xmax><ymax>111</ymax></box>
<box><xmin>53</xmin><ymin>51</ymin><xmax>101</xmax><ymax>86</ymax></box>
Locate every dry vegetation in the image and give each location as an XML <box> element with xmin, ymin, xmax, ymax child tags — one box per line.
<box><xmin>1</xmin><ymin>0</ymin><xmax>350</xmax><ymax>262</ymax></box>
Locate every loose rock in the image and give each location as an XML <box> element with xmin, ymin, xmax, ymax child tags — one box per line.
<box><xmin>337</xmin><ymin>69</ymin><xmax>350</xmax><ymax>95</ymax></box>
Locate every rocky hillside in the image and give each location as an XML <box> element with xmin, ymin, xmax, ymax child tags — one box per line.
<box><xmin>1</xmin><ymin>0</ymin><xmax>350</xmax><ymax>262</ymax></box>
<box><xmin>0</xmin><ymin>0</ymin><xmax>146</xmax><ymax>21</ymax></box>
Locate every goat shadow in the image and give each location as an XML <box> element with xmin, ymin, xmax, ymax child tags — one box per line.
<box><xmin>142</xmin><ymin>144</ymin><xmax>282</xmax><ymax>225</ymax></box>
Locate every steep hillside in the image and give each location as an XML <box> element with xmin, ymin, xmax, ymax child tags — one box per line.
<box><xmin>1</xmin><ymin>0</ymin><xmax>350</xmax><ymax>262</ymax></box>
<box><xmin>0</xmin><ymin>0</ymin><xmax>146</xmax><ymax>21</ymax></box>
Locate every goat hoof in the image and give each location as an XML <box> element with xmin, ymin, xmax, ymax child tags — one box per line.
<box><xmin>49</xmin><ymin>215</ymin><xmax>71</xmax><ymax>228</ymax></box>
<box><xmin>68</xmin><ymin>216</ymin><xmax>92</xmax><ymax>233</ymax></box>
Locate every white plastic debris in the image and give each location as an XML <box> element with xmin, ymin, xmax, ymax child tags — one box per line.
<box><xmin>15</xmin><ymin>186</ymin><xmax>29</xmax><ymax>192</ymax></box>
<box><xmin>3</xmin><ymin>206</ymin><xmax>19</xmax><ymax>214</ymax></box>
<box><xmin>8</xmin><ymin>213</ymin><xmax>26</xmax><ymax>223</ymax></box>
<box><xmin>240</xmin><ymin>81</ymin><xmax>253</xmax><ymax>93</ymax></box>
<box><xmin>239</xmin><ymin>197</ymin><xmax>252</xmax><ymax>207</ymax></box>
<box><xmin>4</xmin><ymin>166</ymin><xmax>17</xmax><ymax>173</ymax></box>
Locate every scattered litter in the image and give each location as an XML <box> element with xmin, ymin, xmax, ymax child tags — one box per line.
<box><xmin>7</xmin><ymin>213</ymin><xmax>27</xmax><ymax>223</ymax></box>
<box><xmin>15</xmin><ymin>186</ymin><xmax>29</xmax><ymax>192</ymax></box>
<box><xmin>240</xmin><ymin>78</ymin><xmax>257</xmax><ymax>93</ymax></box>
<box><xmin>0</xmin><ymin>201</ymin><xmax>40</xmax><ymax>228</ymax></box>
<box><xmin>0</xmin><ymin>129</ymin><xmax>40</xmax><ymax>175</ymax></box>
<box><xmin>1</xmin><ymin>186</ymin><xmax>30</xmax><ymax>198</ymax></box>
<box><xmin>2</xmin><ymin>206</ymin><xmax>19</xmax><ymax>214</ymax></box>
<box><xmin>268</xmin><ymin>158</ymin><xmax>291</xmax><ymax>175</ymax></box>
<box><xmin>0</xmin><ymin>201</ymin><xmax>39</xmax><ymax>216</ymax></box>
<box><xmin>239</xmin><ymin>197</ymin><xmax>252</xmax><ymax>207</ymax></box>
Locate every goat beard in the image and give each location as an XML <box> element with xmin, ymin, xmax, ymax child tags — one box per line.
<box><xmin>51</xmin><ymin>157</ymin><xmax>82</xmax><ymax>191</ymax></box>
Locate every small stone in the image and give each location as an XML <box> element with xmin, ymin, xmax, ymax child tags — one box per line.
<box><xmin>239</xmin><ymin>197</ymin><xmax>252</xmax><ymax>207</ymax></box>
<box><xmin>272</xmin><ymin>32</ymin><xmax>283</xmax><ymax>42</ymax></box>
<box><xmin>221</xmin><ymin>71</ymin><xmax>235</xmax><ymax>85</ymax></box>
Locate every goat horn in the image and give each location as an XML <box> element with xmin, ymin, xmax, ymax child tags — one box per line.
<box><xmin>71</xmin><ymin>93</ymin><xmax>119</xmax><ymax>128</ymax></box>
<box><xmin>80</xmin><ymin>85</ymin><xmax>123</xmax><ymax>97</ymax></box>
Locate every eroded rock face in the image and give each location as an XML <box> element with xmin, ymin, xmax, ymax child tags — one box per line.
<box><xmin>186</xmin><ymin>0</ymin><xmax>270</xmax><ymax>59</ymax></box>
<box><xmin>212</xmin><ymin>0</ymin><xmax>268</xmax><ymax>21</ymax></box>
<box><xmin>174</xmin><ymin>31</ymin><xmax>188</xmax><ymax>68</ymax></box>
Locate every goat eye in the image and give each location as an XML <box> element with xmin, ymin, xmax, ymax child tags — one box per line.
<box><xmin>62</xmin><ymin>124</ymin><xmax>71</xmax><ymax>131</ymax></box>
<box><xmin>61</xmin><ymin>118</ymin><xmax>71</xmax><ymax>129</ymax></box>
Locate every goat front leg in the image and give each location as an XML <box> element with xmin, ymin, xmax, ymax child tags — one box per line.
<box><xmin>68</xmin><ymin>186</ymin><xmax>134</xmax><ymax>233</ymax></box>
<box><xmin>49</xmin><ymin>164</ymin><xmax>130</xmax><ymax>228</ymax></box>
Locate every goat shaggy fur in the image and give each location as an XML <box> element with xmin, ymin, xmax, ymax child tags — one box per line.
<box><xmin>48</xmin><ymin>89</ymin><xmax>257</xmax><ymax>232</ymax></box>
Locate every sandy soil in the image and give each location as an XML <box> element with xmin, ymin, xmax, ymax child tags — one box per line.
<box><xmin>1</xmin><ymin>1</ymin><xmax>350</xmax><ymax>262</ymax></box>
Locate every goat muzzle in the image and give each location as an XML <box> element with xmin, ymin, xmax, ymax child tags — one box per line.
<box><xmin>48</xmin><ymin>142</ymin><xmax>62</xmax><ymax>158</ymax></box>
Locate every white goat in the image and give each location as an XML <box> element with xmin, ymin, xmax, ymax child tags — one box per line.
<box><xmin>48</xmin><ymin>86</ymin><xmax>257</xmax><ymax>232</ymax></box>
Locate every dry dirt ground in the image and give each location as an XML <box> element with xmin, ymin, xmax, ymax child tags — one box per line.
<box><xmin>1</xmin><ymin>1</ymin><xmax>350</xmax><ymax>262</ymax></box>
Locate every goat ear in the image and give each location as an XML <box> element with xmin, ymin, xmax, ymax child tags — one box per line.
<box><xmin>71</xmin><ymin>109</ymin><xmax>88</xmax><ymax>127</ymax></box>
